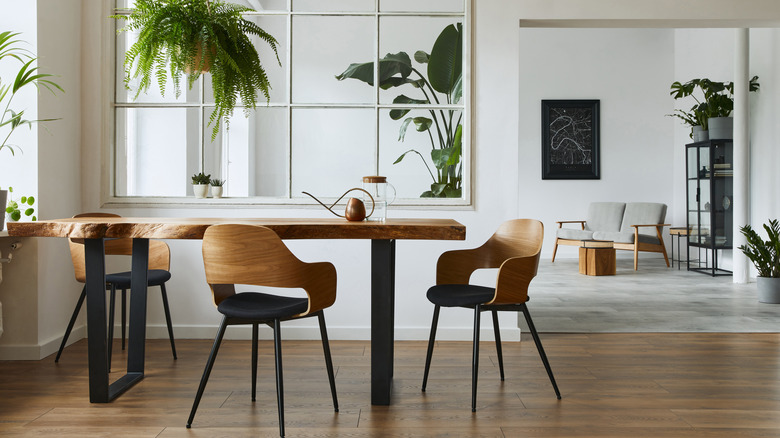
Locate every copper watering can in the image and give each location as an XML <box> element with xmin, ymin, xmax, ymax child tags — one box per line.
<box><xmin>302</xmin><ymin>188</ymin><xmax>375</xmax><ymax>221</ymax></box>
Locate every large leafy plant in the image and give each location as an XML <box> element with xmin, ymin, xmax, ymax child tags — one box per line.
<box><xmin>0</xmin><ymin>31</ymin><xmax>63</xmax><ymax>155</ymax></box>
<box><xmin>668</xmin><ymin>76</ymin><xmax>759</xmax><ymax>132</ymax></box>
<box><xmin>113</xmin><ymin>0</ymin><xmax>280</xmax><ymax>140</ymax></box>
<box><xmin>336</xmin><ymin>23</ymin><xmax>463</xmax><ymax>198</ymax></box>
<box><xmin>739</xmin><ymin>219</ymin><xmax>780</xmax><ymax>278</ymax></box>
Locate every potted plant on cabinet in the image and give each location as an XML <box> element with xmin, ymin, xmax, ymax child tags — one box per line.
<box><xmin>739</xmin><ymin>219</ymin><xmax>780</xmax><ymax>304</ymax></box>
<box><xmin>336</xmin><ymin>23</ymin><xmax>463</xmax><ymax>198</ymax></box>
<box><xmin>0</xmin><ymin>31</ymin><xmax>63</xmax><ymax>229</ymax></box>
<box><xmin>668</xmin><ymin>76</ymin><xmax>759</xmax><ymax>141</ymax></box>
<box><xmin>209</xmin><ymin>178</ymin><xmax>224</xmax><ymax>198</ymax></box>
<box><xmin>113</xmin><ymin>0</ymin><xmax>280</xmax><ymax>140</ymax></box>
<box><xmin>191</xmin><ymin>172</ymin><xmax>211</xmax><ymax>198</ymax></box>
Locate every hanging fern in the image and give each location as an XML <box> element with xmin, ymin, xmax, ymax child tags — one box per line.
<box><xmin>113</xmin><ymin>0</ymin><xmax>280</xmax><ymax>140</ymax></box>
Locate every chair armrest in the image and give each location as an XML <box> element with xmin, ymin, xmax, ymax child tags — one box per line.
<box><xmin>490</xmin><ymin>255</ymin><xmax>539</xmax><ymax>305</ymax></box>
<box><xmin>630</xmin><ymin>223</ymin><xmax>671</xmax><ymax>228</ymax></box>
<box><xmin>556</xmin><ymin>220</ymin><xmax>586</xmax><ymax>230</ymax></box>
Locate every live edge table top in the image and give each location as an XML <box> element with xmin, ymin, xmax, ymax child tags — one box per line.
<box><xmin>7</xmin><ymin>217</ymin><xmax>466</xmax><ymax>241</ymax></box>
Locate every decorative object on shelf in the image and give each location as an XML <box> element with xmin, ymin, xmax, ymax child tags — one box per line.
<box><xmin>336</xmin><ymin>23</ymin><xmax>463</xmax><ymax>198</ymax></box>
<box><xmin>302</xmin><ymin>188</ymin><xmax>375</xmax><ymax>222</ymax></box>
<box><xmin>209</xmin><ymin>178</ymin><xmax>224</xmax><ymax>199</ymax></box>
<box><xmin>5</xmin><ymin>187</ymin><xmax>35</xmax><ymax>222</ymax></box>
<box><xmin>191</xmin><ymin>172</ymin><xmax>211</xmax><ymax>199</ymax></box>
<box><xmin>699</xmin><ymin>165</ymin><xmax>709</xmax><ymax>178</ymax></box>
<box><xmin>112</xmin><ymin>0</ymin><xmax>280</xmax><ymax>140</ymax></box>
<box><xmin>540</xmin><ymin>99</ymin><xmax>600</xmax><ymax>180</ymax></box>
<box><xmin>362</xmin><ymin>176</ymin><xmax>396</xmax><ymax>222</ymax></box>
<box><xmin>704</xmin><ymin>202</ymin><xmax>710</xmax><ymax>211</ymax></box>
<box><xmin>722</xmin><ymin>195</ymin><xmax>731</xmax><ymax>210</ymax></box>
<box><xmin>739</xmin><ymin>219</ymin><xmax>780</xmax><ymax>303</ymax></box>
<box><xmin>0</xmin><ymin>31</ymin><xmax>63</xmax><ymax>156</ymax></box>
<box><xmin>668</xmin><ymin>76</ymin><xmax>759</xmax><ymax>140</ymax></box>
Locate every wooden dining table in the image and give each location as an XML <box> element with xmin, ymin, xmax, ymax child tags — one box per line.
<box><xmin>8</xmin><ymin>217</ymin><xmax>465</xmax><ymax>405</ymax></box>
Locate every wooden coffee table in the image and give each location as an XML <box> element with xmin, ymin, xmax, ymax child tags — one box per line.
<box><xmin>578</xmin><ymin>240</ymin><xmax>616</xmax><ymax>276</ymax></box>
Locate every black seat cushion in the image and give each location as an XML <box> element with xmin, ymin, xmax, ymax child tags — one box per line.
<box><xmin>105</xmin><ymin>269</ymin><xmax>172</xmax><ymax>288</ymax></box>
<box><xmin>217</xmin><ymin>292</ymin><xmax>309</xmax><ymax>321</ymax></box>
<box><xmin>427</xmin><ymin>284</ymin><xmax>496</xmax><ymax>308</ymax></box>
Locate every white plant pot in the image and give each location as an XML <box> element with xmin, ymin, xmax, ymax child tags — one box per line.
<box><xmin>757</xmin><ymin>277</ymin><xmax>780</xmax><ymax>304</ymax></box>
<box><xmin>211</xmin><ymin>186</ymin><xmax>223</xmax><ymax>198</ymax></box>
<box><xmin>193</xmin><ymin>184</ymin><xmax>209</xmax><ymax>199</ymax></box>
<box><xmin>691</xmin><ymin>125</ymin><xmax>709</xmax><ymax>142</ymax></box>
<box><xmin>707</xmin><ymin>117</ymin><xmax>733</xmax><ymax>140</ymax></box>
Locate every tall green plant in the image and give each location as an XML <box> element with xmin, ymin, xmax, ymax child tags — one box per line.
<box><xmin>113</xmin><ymin>0</ymin><xmax>280</xmax><ymax>140</ymax></box>
<box><xmin>739</xmin><ymin>219</ymin><xmax>780</xmax><ymax>278</ymax></box>
<box><xmin>0</xmin><ymin>31</ymin><xmax>63</xmax><ymax>155</ymax></box>
<box><xmin>336</xmin><ymin>23</ymin><xmax>463</xmax><ymax>198</ymax></box>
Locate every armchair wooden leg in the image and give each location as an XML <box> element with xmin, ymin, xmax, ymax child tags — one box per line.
<box><xmin>551</xmin><ymin>239</ymin><xmax>559</xmax><ymax>262</ymax></box>
<box><xmin>633</xmin><ymin>247</ymin><xmax>639</xmax><ymax>270</ymax></box>
<box><xmin>422</xmin><ymin>305</ymin><xmax>440</xmax><ymax>392</ymax></box>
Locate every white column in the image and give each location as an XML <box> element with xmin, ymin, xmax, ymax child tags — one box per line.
<box><xmin>733</xmin><ymin>29</ymin><xmax>750</xmax><ymax>284</ymax></box>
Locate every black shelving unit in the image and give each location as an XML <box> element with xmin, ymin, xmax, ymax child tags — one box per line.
<box><xmin>685</xmin><ymin>139</ymin><xmax>733</xmax><ymax>276</ymax></box>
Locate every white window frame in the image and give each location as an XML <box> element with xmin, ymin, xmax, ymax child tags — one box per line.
<box><xmin>106</xmin><ymin>0</ymin><xmax>472</xmax><ymax>208</ymax></box>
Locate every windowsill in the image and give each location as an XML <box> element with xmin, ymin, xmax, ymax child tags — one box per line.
<box><xmin>102</xmin><ymin>196</ymin><xmax>473</xmax><ymax>209</ymax></box>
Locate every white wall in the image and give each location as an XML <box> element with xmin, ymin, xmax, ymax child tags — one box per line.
<box><xmin>4</xmin><ymin>0</ymin><xmax>780</xmax><ymax>359</ymax></box>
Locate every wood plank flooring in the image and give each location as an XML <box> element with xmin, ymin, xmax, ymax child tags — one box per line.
<box><xmin>2</xmin><ymin>334</ymin><xmax>780</xmax><ymax>437</ymax></box>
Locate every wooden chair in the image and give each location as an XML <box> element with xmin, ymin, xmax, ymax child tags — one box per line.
<box><xmin>187</xmin><ymin>224</ymin><xmax>339</xmax><ymax>437</ymax></box>
<box><xmin>422</xmin><ymin>219</ymin><xmax>561</xmax><ymax>411</ymax></box>
<box><xmin>55</xmin><ymin>213</ymin><xmax>177</xmax><ymax>370</ymax></box>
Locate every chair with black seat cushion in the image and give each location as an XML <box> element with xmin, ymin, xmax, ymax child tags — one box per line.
<box><xmin>422</xmin><ymin>219</ymin><xmax>561</xmax><ymax>411</ymax></box>
<box><xmin>55</xmin><ymin>213</ymin><xmax>177</xmax><ymax>370</ymax></box>
<box><xmin>186</xmin><ymin>224</ymin><xmax>339</xmax><ymax>438</ymax></box>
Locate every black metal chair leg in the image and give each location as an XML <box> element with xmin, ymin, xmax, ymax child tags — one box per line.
<box><xmin>160</xmin><ymin>284</ymin><xmax>177</xmax><ymax>359</ymax></box>
<box><xmin>55</xmin><ymin>286</ymin><xmax>87</xmax><ymax>362</ymax></box>
<box><xmin>422</xmin><ymin>305</ymin><xmax>440</xmax><ymax>392</ymax></box>
<box><xmin>521</xmin><ymin>303</ymin><xmax>561</xmax><ymax>399</ymax></box>
<box><xmin>272</xmin><ymin>319</ymin><xmax>285</xmax><ymax>437</ymax></box>
<box><xmin>107</xmin><ymin>285</ymin><xmax>116</xmax><ymax>372</ymax></box>
<box><xmin>491</xmin><ymin>310</ymin><xmax>505</xmax><ymax>381</ymax></box>
<box><xmin>471</xmin><ymin>305</ymin><xmax>482</xmax><ymax>412</ymax></box>
<box><xmin>317</xmin><ymin>312</ymin><xmax>339</xmax><ymax>412</ymax></box>
<box><xmin>251</xmin><ymin>323</ymin><xmax>259</xmax><ymax>402</ymax></box>
<box><xmin>121</xmin><ymin>289</ymin><xmax>127</xmax><ymax>350</ymax></box>
<box><xmin>187</xmin><ymin>316</ymin><xmax>229</xmax><ymax>428</ymax></box>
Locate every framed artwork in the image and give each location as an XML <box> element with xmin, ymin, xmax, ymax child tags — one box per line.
<box><xmin>541</xmin><ymin>99</ymin><xmax>600</xmax><ymax>180</ymax></box>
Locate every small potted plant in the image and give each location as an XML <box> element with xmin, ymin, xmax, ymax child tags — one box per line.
<box><xmin>739</xmin><ymin>219</ymin><xmax>780</xmax><ymax>303</ymax></box>
<box><xmin>113</xmin><ymin>0</ymin><xmax>280</xmax><ymax>140</ymax></box>
<box><xmin>5</xmin><ymin>187</ymin><xmax>36</xmax><ymax>222</ymax></box>
<box><xmin>191</xmin><ymin>172</ymin><xmax>211</xmax><ymax>198</ymax></box>
<box><xmin>209</xmin><ymin>178</ymin><xmax>225</xmax><ymax>198</ymax></box>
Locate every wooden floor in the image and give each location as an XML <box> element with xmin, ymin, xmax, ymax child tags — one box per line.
<box><xmin>2</xmin><ymin>334</ymin><xmax>780</xmax><ymax>437</ymax></box>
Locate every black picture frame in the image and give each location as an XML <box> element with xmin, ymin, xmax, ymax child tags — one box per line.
<box><xmin>541</xmin><ymin>99</ymin><xmax>600</xmax><ymax>180</ymax></box>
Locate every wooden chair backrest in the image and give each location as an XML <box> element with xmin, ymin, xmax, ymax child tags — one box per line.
<box><xmin>202</xmin><ymin>224</ymin><xmax>337</xmax><ymax>317</ymax></box>
<box><xmin>68</xmin><ymin>213</ymin><xmax>171</xmax><ymax>283</ymax></box>
<box><xmin>436</xmin><ymin>219</ymin><xmax>543</xmax><ymax>304</ymax></box>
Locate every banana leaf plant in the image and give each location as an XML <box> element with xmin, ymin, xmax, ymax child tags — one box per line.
<box><xmin>336</xmin><ymin>23</ymin><xmax>463</xmax><ymax>198</ymax></box>
<box><xmin>0</xmin><ymin>31</ymin><xmax>63</xmax><ymax>156</ymax></box>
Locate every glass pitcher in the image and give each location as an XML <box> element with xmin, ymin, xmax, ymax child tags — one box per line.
<box><xmin>362</xmin><ymin>176</ymin><xmax>396</xmax><ymax>221</ymax></box>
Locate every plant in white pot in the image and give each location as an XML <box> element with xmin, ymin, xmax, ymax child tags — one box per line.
<box><xmin>0</xmin><ymin>31</ymin><xmax>63</xmax><ymax>230</ymax></box>
<box><xmin>191</xmin><ymin>172</ymin><xmax>211</xmax><ymax>198</ymax></box>
<box><xmin>209</xmin><ymin>178</ymin><xmax>224</xmax><ymax>198</ymax></box>
<box><xmin>739</xmin><ymin>219</ymin><xmax>780</xmax><ymax>304</ymax></box>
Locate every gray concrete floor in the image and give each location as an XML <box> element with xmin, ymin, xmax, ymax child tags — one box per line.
<box><xmin>527</xmin><ymin>255</ymin><xmax>780</xmax><ymax>333</ymax></box>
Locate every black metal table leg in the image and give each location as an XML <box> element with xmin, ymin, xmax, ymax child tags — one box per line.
<box><xmin>84</xmin><ymin>238</ymin><xmax>148</xmax><ymax>402</ymax></box>
<box><xmin>371</xmin><ymin>239</ymin><xmax>395</xmax><ymax>405</ymax></box>
<box><xmin>84</xmin><ymin>238</ymin><xmax>109</xmax><ymax>403</ymax></box>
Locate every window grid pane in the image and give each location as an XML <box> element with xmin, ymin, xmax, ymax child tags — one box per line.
<box><xmin>112</xmin><ymin>0</ymin><xmax>468</xmax><ymax>204</ymax></box>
